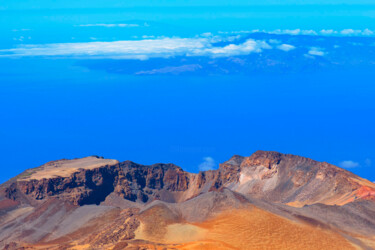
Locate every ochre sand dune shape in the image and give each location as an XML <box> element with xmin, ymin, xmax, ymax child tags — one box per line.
<box><xmin>134</xmin><ymin>207</ymin><xmax>357</xmax><ymax>250</ymax></box>
<box><xmin>1</xmin><ymin>151</ymin><xmax>375</xmax><ymax>249</ymax></box>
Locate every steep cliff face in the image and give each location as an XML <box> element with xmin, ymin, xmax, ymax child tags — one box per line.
<box><xmin>6</xmin><ymin>167</ymin><xmax>116</xmax><ymax>205</ymax></box>
<box><xmin>1</xmin><ymin>151</ymin><xmax>375</xmax><ymax>249</ymax></box>
<box><xmin>112</xmin><ymin>161</ymin><xmax>192</xmax><ymax>203</ymax></box>
<box><xmin>227</xmin><ymin>151</ymin><xmax>375</xmax><ymax>206</ymax></box>
<box><xmin>3</xmin><ymin>151</ymin><xmax>375</xmax><ymax>208</ymax></box>
<box><xmin>6</xmin><ymin>163</ymin><xmax>118</xmax><ymax>206</ymax></box>
<box><xmin>4</xmin><ymin>157</ymin><xmax>206</xmax><ymax>206</ymax></box>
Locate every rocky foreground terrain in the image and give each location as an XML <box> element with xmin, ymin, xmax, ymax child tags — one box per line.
<box><xmin>1</xmin><ymin>150</ymin><xmax>375</xmax><ymax>249</ymax></box>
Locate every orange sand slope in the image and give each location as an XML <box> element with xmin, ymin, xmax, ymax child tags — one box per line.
<box><xmin>135</xmin><ymin>207</ymin><xmax>361</xmax><ymax>250</ymax></box>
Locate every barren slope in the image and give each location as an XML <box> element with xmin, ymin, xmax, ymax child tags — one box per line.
<box><xmin>1</xmin><ymin>151</ymin><xmax>375</xmax><ymax>249</ymax></box>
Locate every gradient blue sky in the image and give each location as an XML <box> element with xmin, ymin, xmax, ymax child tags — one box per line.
<box><xmin>1</xmin><ymin>1</ymin><xmax>375</xmax><ymax>183</ymax></box>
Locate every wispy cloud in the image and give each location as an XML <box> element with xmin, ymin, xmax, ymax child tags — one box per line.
<box><xmin>277</xmin><ymin>44</ymin><xmax>296</xmax><ymax>52</ymax></box>
<box><xmin>12</xmin><ymin>36</ymin><xmax>31</xmax><ymax>42</ymax></box>
<box><xmin>0</xmin><ymin>37</ymin><xmax>274</xmax><ymax>59</ymax></box>
<box><xmin>308</xmin><ymin>47</ymin><xmax>325</xmax><ymax>56</ymax></box>
<box><xmin>136</xmin><ymin>64</ymin><xmax>202</xmax><ymax>75</ymax></box>
<box><xmin>269</xmin><ymin>29</ymin><xmax>318</xmax><ymax>36</ymax></box>
<box><xmin>12</xmin><ymin>29</ymin><xmax>32</xmax><ymax>32</ymax></box>
<box><xmin>220</xmin><ymin>28</ymin><xmax>375</xmax><ymax>37</ymax></box>
<box><xmin>198</xmin><ymin>157</ymin><xmax>216</xmax><ymax>171</ymax></box>
<box><xmin>340</xmin><ymin>29</ymin><xmax>373</xmax><ymax>36</ymax></box>
<box><xmin>76</xmin><ymin>23</ymin><xmax>142</xmax><ymax>28</ymax></box>
<box><xmin>0</xmin><ymin>38</ymin><xmax>208</xmax><ymax>59</ymax></box>
<box><xmin>339</xmin><ymin>160</ymin><xmax>360</xmax><ymax>169</ymax></box>
<box><xmin>191</xmin><ymin>39</ymin><xmax>271</xmax><ymax>57</ymax></box>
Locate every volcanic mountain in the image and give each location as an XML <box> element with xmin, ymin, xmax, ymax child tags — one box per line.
<box><xmin>1</xmin><ymin>151</ymin><xmax>375</xmax><ymax>249</ymax></box>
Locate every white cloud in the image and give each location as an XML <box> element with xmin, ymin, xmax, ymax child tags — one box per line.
<box><xmin>12</xmin><ymin>36</ymin><xmax>32</xmax><ymax>42</ymax></box>
<box><xmin>76</xmin><ymin>23</ymin><xmax>140</xmax><ymax>28</ymax></box>
<box><xmin>339</xmin><ymin>160</ymin><xmax>360</xmax><ymax>169</ymax></box>
<box><xmin>272</xmin><ymin>29</ymin><xmax>302</xmax><ymax>35</ymax></box>
<box><xmin>362</xmin><ymin>29</ymin><xmax>374</xmax><ymax>36</ymax></box>
<box><xmin>267</xmin><ymin>29</ymin><xmax>317</xmax><ymax>36</ymax></box>
<box><xmin>277</xmin><ymin>44</ymin><xmax>296</xmax><ymax>52</ymax></box>
<box><xmin>0</xmin><ymin>37</ymin><xmax>274</xmax><ymax>59</ymax></box>
<box><xmin>201</xmin><ymin>32</ymin><xmax>213</xmax><ymax>37</ymax></box>
<box><xmin>340</xmin><ymin>29</ymin><xmax>361</xmax><ymax>36</ymax></box>
<box><xmin>338</xmin><ymin>29</ymin><xmax>374</xmax><ymax>36</ymax></box>
<box><xmin>308</xmin><ymin>47</ymin><xmax>325</xmax><ymax>56</ymax></box>
<box><xmin>191</xmin><ymin>39</ymin><xmax>271</xmax><ymax>57</ymax></box>
<box><xmin>320</xmin><ymin>29</ymin><xmax>337</xmax><ymax>35</ymax></box>
<box><xmin>142</xmin><ymin>35</ymin><xmax>155</xmax><ymax>39</ymax></box>
<box><xmin>301</xmin><ymin>30</ymin><xmax>318</xmax><ymax>35</ymax></box>
<box><xmin>198</xmin><ymin>157</ymin><xmax>216</xmax><ymax>171</ymax></box>
<box><xmin>221</xmin><ymin>29</ymin><xmax>375</xmax><ymax>37</ymax></box>
<box><xmin>196</xmin><ymin>33</ymin><xmax>241</xmax><ymax>43</ymax></box>
<box><xmin>268</xmin><ymin>39</ymin><xmax>281</xmax><ymax>44</ymax></box>
<box><xmin>12</xmin><ymin>29</ymin><xmax>31</xmax><ymax>32</ymax></box>
<box><xmin>0</xmin><ymin>38</ymin><xmax>208</xmax><ymax>59</ymax></box>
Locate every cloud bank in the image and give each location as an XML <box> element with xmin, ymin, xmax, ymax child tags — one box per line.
<box><xmin>220</xmin><ymin>28</ymin><xmax>375</xmax><ymax>37</ymax></box>
<box><xmin>0</xmin><ymin>37</ymin><xmax>276</xmax><ymax>59</ymax></box>
<box><xmin>6</xmin><ymin>28</ymin><xmax>373</xmax><ymax>60</ymax></box>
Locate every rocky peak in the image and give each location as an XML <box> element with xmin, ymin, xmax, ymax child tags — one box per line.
<box><xmin>3</xmin><ymin>151</ymin><xmax>375</xmax><ymax>209</ymax></box>
<box><xmin>218</xmin><ymin>155</ymin><xmax>245</xmax><ymax>183</ymax></box>
<box><xmin>222</xmin><ymin>155</ymin><xmax>245</xmax><ymax>166</ymax></box>
<box><xmin>241</xmin><ymin>150</ymin><xmax>283</xmax><ymax>169</ymax></box>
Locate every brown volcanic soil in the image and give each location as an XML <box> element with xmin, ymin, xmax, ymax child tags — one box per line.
<box><xmin>175</xmin><ymin>208</ymin><xmax>357</xmax><ymax>250</ymax></box>
<box><xmin>129</xmin><ymin>189</ymin><xmax>375</xmax><ymax>249</ymax></box>
<box><xmin>1</xmin><ymin>151</ymin><xmax>375</xmax><ymax>249</ymax></box>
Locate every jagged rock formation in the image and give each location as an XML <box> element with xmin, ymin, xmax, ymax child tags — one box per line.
<box><xmin>1</xmin><ymin>151</ymin><xmax>375</xmax><ymax>249</ymax></box>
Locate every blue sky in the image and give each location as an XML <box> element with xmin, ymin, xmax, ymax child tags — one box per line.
<box><xmin>3</xmin><ymin>0</ymin><xmax>375</xmax><ymax>8</ymax></box>
<box><xmin>1</xmin><ymin>1</ymin><xmax>375</xmax><ymax>183</ymax></box>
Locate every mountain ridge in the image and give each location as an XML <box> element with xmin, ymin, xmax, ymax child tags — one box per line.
<box><xmin>3</xmin><ymin>150</ymin><xmax>375</xmax><ymax>207</ymax></box>
<box><xmin>1</xmin><ymin>150</ymin><xmax>375</xmax><ymax>249</ymax></box>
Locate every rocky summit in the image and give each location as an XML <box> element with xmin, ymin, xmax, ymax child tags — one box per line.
<box><xmin>1</xmin><ymin>151</ymin><xmax>375</xmax><ymax>249</ymax></box>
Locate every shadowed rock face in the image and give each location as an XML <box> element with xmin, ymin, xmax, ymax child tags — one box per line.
<box><xmin>1</xmin><ymin>151</ymin><xmax>375</xmax><ymax>249</ymax></box>
<box><xmin>3</xmin><ymin>151</ymin><xmax>375</xmax><ymax>207</ymax></box>
<box><xmin>4</xmin><ymin>159</ymin><xmax>192</xmax><ymax>205</ymax></box>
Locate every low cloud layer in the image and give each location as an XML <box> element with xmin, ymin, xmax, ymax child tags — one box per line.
<box><xmin>3</xmin><ymin>29</ymin><xmax>374</xmax><ymax>60</ymax></box>
<box><xmin>221</xmin><ymin>28</ymin><xmax>375</xmax><ymax>37</ymax></box>
<box><xmin>0</xmin><ymin>37</ymin><xmax>276</xmax><ymax>59</ymax></box>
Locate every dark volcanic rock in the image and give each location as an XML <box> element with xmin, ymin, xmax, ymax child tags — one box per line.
<box><xmin>3</xmin><ymin>160</ymin><xmax>194</xmax><ymax>206</ymax></box>
<box><xmin>2</xmin><ymin>150</ymin><xmax>375</xmax><ymax>208</ymax></box>
<box><xmin>1</xmin><ymin>151</ymin><xmax>375</xmax><ymax>249</ymax></box>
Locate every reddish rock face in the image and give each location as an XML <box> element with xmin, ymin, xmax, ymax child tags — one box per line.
<box><xmin>1</xmin><ymin>151</ymin><xmax>375</xmax><ymax>249</ymax></box>
<box><xmin>4</xmin><ymin>160</ymin><xmax>194</xmax><ymax>206</ymax></box>
<box><xmin>3</xmin><ymin>150</ymin><xmax>375</xmax><ymax>208</ymax></box>
<box><xmin>242</xmin><ymin>150</ymin><xmax>282</xmax><ymax>169</ymax></box>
